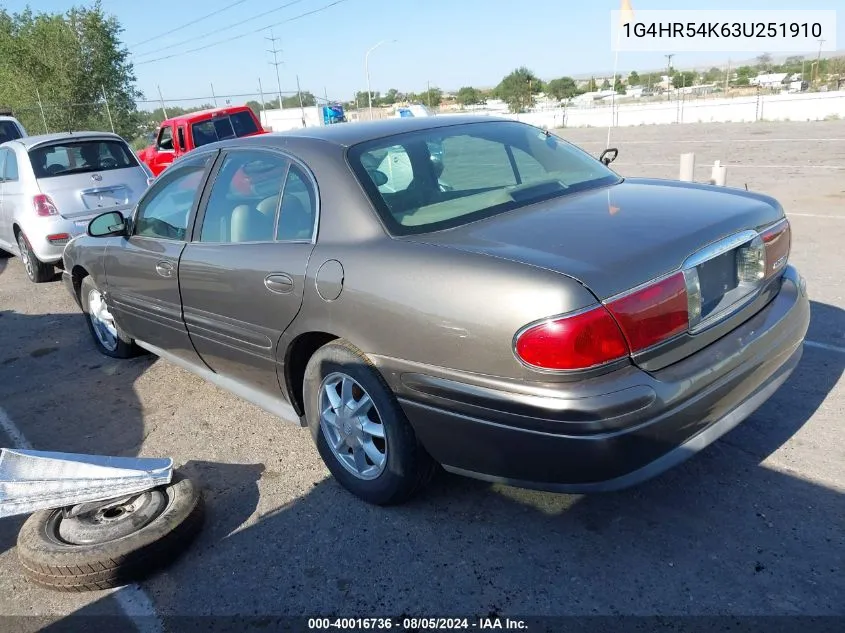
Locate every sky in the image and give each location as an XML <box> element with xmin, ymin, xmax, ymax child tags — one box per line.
<box><xmin>6</xmin><ymin>0</ymin><xmax>845</xmax><ymax>107</ymax></box>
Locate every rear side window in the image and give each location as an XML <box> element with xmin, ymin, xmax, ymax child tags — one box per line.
<box><xmin>29</xmin><ymin>140</ymin><xmax>138</xmax><ymax>179</ymax></box>
<box><xmin>192</xmin><ymin>112</ymin><xmax>259</xmax><ymax>148</ymax></box>
<box><xmin>4</xmin><ymin>151</ymin><xmax>17</xmax><ymax>181</ymax></box>
<box><xmin>0</xmin><ymin>121</ymin><xmax>23</xmax><ymax>145</ymax></box>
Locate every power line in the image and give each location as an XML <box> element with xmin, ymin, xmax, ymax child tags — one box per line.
<box><xmin>134</xmin><ymin>0</ymin><xmax>350</xmax><ymax>66</ymax></box>
<box><xmin>129</xmin><ymin>0</ymin><xmax>251</xmax><ymax>49</ymax></box>
<box><xmin>132</xmin><ymin>0</ymin><xmax>308</xmax><ymax>60</ymax></box>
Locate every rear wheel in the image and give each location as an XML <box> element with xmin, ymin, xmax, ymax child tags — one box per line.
<box><xmin>16</xmin><ymin>231</ymin><xmax>54</xmax><ymax>283</ymax></box>
<box><xmin>80</xmin><ymin>275</ymin><xmax>139</xmax><ymax>358</ymax></box>
<box><xmin>304</xmin><ymin>339</ymin><xmax>436</xmax><ymax>505</ymax></box>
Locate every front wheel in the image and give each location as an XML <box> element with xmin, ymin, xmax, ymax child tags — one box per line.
<box><xmin>80</xmin><ymin>275</ymin><xmax>140</xmax><ymax>358</ymax></box>
<box><xmin>304</xmin><ymin>340</ymin><xmax>436</xmax><ymax>505</ymax></box>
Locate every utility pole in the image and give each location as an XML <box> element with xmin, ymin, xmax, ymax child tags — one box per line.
<box><xmin>427</xmin><ymin>80</ymin><xmax>431</xmax><ymax>107</ymax></box>
<box><xmin>665</xmin><ymin>54</ymin><xmax>675</xmax><ymax>101</ymax></box>
<box><xmin>296</xmin><ymin>74</ymin><xmax>305</xmax><ymax>127</ymax></box>
<box><xmin>266</xmin><ymin>29</ymin><xmax>284</xmax><ymax>109</ymax></box>
<box><xmin>816</xmin><ymin>39</ymin><xmax>825</xmax><ymax>83</ymax></box>
<box><xmin>210</xmin><ymin>82</ymin><xmax>218</xmax><ymax>107</ymax></box>
<box><xmin>156</xmin><ymin>85</ymin><xmax>169</xmax><ymax>119</ymax></box>
<box><xmin>725</xmin><ymin>58</ymin><xmax>731</xmax><ymax>92</ymax></box>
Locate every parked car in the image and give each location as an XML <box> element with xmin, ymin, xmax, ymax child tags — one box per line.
<box><xmin>62</xmin><ymin>116</ymin><xmax>809</xmax><ymax>505</ymax></box>
<box><xmin>137</xmin><ymin>105</ymin><xmax>266</xmax><ymax>177</ymax></box>
<box><xmin>0</xmin><ymin>132</ymin><xmax>152</xmax><ymax>283</ymax></box>
<box><xmin>0</xmin><ymin>111</ymin><xmax>27</xmax><ymax>144</ymax></box>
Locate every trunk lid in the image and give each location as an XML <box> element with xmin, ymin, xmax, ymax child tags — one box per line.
<box><xmin>411</xmin><ymin>178</ymin><xmax>787</xmax><ymax>370</ymax></box>
<box><xmin>412</xmin><ymin>178</ymin><xmax>784</xmax><ymax>300</ymax></box>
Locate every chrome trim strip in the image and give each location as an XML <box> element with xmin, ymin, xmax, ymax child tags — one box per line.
<box><xmin>682</xmin><ymin>230</ymin><xmax>758</xmax><ymax>270</ymax></box>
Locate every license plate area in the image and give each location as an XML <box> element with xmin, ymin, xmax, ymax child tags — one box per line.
<box><xmin>81</xmin><ymin>187</ymin><xmax>129</xmax><ymax>210</ymax></box>
<box><xmin>698</xmin><ymin>250</ymin><xmax>739</xmax><ymax>318</ymax></box>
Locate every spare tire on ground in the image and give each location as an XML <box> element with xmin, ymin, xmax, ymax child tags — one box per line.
<box><xmin>16</xmin><ymin>474</ymin><xmax>203</xmax><ymax>591</ymax></box>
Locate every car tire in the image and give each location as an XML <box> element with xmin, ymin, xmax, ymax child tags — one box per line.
<box><xmin>304</xmin><ymin>339</ymin><xmax>436</xmax><ymax>505</ymax></box>
<box><xmin>16</xmin><ymin>231</ymin><xmax>54</xmax><ymax>283</ymax></box>
<box><xmin>80</xmin><ymin>275</ymin><xmax>140</xmax><ymax>359</ymax></box>
<box><xmin>16</xmin><ymin>475</ymin><xmax>204</xmax><ymax>592</ymax></box>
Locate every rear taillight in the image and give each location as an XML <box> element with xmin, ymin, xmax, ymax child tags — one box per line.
<box><xmin>605</xmin><ymin>271</ymin><xmax>689</xmax><ymax>353</ymax></box>
<box><xmin>760</xmin><ymin>218</ymin><xmax>790</xmax><ymax>278</ymax></box>
<box><xmin>33</xmin><ymin>194</ymin><xmax>59</xmax><ymax>217</ymax></box>
<box><xmin>46</xmin><ymin>233</ymin><xmax>70</xmax><ymax>244</ymax></box>
<box><xmin>514</xmin><ymin>306</ymin><xmax>629</xmax><ymax>370</ymax></box>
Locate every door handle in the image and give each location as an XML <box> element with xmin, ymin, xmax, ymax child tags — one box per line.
<box><xmin>155</xmin><ymin>261</ymin><xmax>174</xmax><ymax>278</ymax></box>
<box><xmin>264</xmin><ymin>273</ymin><xmax>294</xmax><ymax>294</ymax></box>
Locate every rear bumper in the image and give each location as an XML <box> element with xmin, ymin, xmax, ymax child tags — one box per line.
<box><xmin>23</xmin><ymin>217</ymin><xmax>92</xmax><ymax>264</ymax></box>
<box><xmin>389</xmin><ymin>265</ymin><xmax>810</xmax><ymax>493</ymax></box>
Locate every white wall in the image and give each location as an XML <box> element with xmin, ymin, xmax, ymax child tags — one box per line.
<box><xmin>458</xmin><ymin>91</ymin><xmax>845</xmax><ymax>129</ymax></box>
<box><xmin>260</xmin><ymin>106</ymin><xmax>322</xmax><ymax>132</ymax></box>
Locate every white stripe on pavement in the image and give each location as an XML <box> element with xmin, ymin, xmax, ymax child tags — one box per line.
<box><xmin>789</xmin><ymin>213</ymin><xmax>845</xmax><ymax>219</ymax></box>
<box><xmin>805</xmin><ymin>340</ymin><xmax>845</xmax><ymax>354</ymax></box>
<box><xmin>0</xmin><ymin>406</ymin><xmax>163</xmax><ymax>633</ymax></box>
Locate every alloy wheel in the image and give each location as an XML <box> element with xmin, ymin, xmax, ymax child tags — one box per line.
<box><xmin>87</xmin><ymin>289</ymin><xmax>119</xmax><ymax>352</ymax></box>
<box><xmin>319</xmin><ymin>372</ymin><xmax>387</xmax><ymax>480</ymax></box>
<box><xmin>16</xmin><ymin>234</ymin><xmax>33</xmax><ymax>278</ymax></box>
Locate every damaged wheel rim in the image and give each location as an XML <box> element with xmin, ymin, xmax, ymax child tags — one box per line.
<box><xmin>88</xmin><ymin>289</ymin><xmax>119</xmax><ymax>352</ymax></box>
<box><xmin>51</xmin><ymin>490</ymin><xmax>168</xmax><ymax>546</ymax></box>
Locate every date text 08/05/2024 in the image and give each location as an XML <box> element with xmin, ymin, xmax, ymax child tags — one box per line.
<box><xmin>307</xmin><ymin>617</ymin><xmax>529</xmax><ymax>630</ymax></box>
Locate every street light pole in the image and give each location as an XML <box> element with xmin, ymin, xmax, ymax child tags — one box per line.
<box><xmin>365</xmin><ymin>39</ymin><xmax>396</xmax><ymax>121</ymax></box>
<box><xmin>665</xmin><ymin>53</ymin><xmax>675</xmax><ymax>101</ymax></box>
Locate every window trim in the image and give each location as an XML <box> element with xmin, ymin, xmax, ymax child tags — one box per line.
<box><xmin>4</xmin><ymin>150</ymin><xmax>18</xmax><ymax>182</ymax></box>
<box><xmin>190</xmin><ymin>146</ymin><xmax>320</xmax><ymax>247</ymax></box>
<box><xmin>0</xmin><ymin>148</ymin><xmax>7</xmax><ymax>184</ymax></box>
<box><xmin>130</xmin><ymin>151</ymin><xmax>218</xmax><ymax>243</ymax></box>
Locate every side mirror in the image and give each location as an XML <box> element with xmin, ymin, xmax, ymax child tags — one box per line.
<box><xmin>88</xmin><ymin>211</ymin><xmax>127</xmax><ymax>238</ymax></box>
<box><xmin>599</xmin><ymin>148</ymin><xmax>619</xmax><ymax>166</ymax></box>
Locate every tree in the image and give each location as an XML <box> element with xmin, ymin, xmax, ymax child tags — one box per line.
<box><xmin>456</xmin><ymin>86</ymin><xmax>482</xmax><ymax>106</ymax></box>
<box><xmin>495</xmin><ymin>67</ymin><xmax>541</xmax><ymax>113</ymax></box>
<box><xmin>734</xmin><ymin>65</ymin><xmax>755</xmax><ymax>86</ymax></box>
<box><xmin>586</xmin><ymin>77</ymin><xmax>598</xmax><ymax>92</ymax></box>
<box><xmin>627</xmin><ymin>70</ymin><xmax>640</xmax><ymax>86</ymax></box>
<box><xmin>614</xmin><ymin>78</ymin><xmax>625</xmax><ymax>94</ymax></box>
<box><xmin>421</xmin><ymin>86</ymin><xmax>442</xmax><ymax>108</ymax></box>
<box><xmin>246</xmin><ymin>100</ymin><xmax>262</xmax><ymax>119</ymax></box>
<box><xmin>600</xmin><ymin>78</ymin><xmax>611</xmax><ymax>90</ymax></box>
<box><xmin>281</xmin><ymin>91</ymin><xmax>316</xmax><ymax>108</ymax></box>
<box><xmin>380</xmin><ymin>88</ymin><xmax>400</xmax><ymax>106</ymax></box>
<box><xmin>545</xmin><ymin>77</ymin><xmax>577</xmax><ymax>101</ymax></box>
<box><xmin>756</xmin><ymin>52</ymin><xmax>773</xmax><ymax>70</ymax></box>
<box><xmin>671</xmin><ymin>70</ymin><xmax>698</xmax><ymax>88</ymax></box>
<box><xmin>0</xmin><ymin>2</ymin><xmax>141</xmax><ymax>137</ymax></box>
<box><xmin>703</xmin><ymin>66</ymin><xmax>723</xmax><ymax>83</ymax></box>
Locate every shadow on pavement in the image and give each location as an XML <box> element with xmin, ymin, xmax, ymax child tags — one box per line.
<box><xmin>6</xmin><ymin>299</ymin><xmax>845</xmax><ymax>622</ymax></box>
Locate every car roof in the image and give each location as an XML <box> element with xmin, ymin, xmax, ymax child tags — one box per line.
<box><xmin>164</xmin><ymin>105</ymin><xmax>252</xmax><ymax>125</ymax></box>
<box><xmin>268</xmin><ymin>114</ymin><xmax>513</xmax><ymax>148</ymax></box>
<box><xmin>13</xmin><ymin>131</ymin><xmax>125</xmax><ymax>150</ymax></box>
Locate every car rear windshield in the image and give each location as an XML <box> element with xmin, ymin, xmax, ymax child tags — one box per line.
<box><xmin>348</xmin><ymin>121</ymin><xmax>621</xmax><ymax>235</ymax></box>
<box><xmin>29</xmin><ymin>139</ymin><xmax>138</xmax><ymax>179</ymax></box>
<box><xmin>0</xmin><ymin>121</ymin><xmax>23</xmax><ymax>144</ymax></box>
<box><xmin>191</xmin><ymin>111</ymin><xmax>260</xmax><ymax>148</ymax></box>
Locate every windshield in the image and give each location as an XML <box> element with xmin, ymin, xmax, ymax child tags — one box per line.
<box><xmin>348</xmin><ymin>121</ymin><xmax>620</xmax><ymax>235</ymax></box>
<box><xmin>29</xmin><ymin>139</ymin><xmax>139</xmax><ymax>179</ymax></box>
<box><xmin>191</xmin><ymin>112</ymin><xmax>260</xmax><ymax>148</ymax></box>
<box><xmin>0</xmin><ymin>121</ymin><xmax>22</xmax><ymax>145</ymax></box>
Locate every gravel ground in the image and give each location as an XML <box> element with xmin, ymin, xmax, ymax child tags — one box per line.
<box><xmin>0</xmin><ymin>120</ymin><xmax>842</xmax><ymax>630</ymax></box>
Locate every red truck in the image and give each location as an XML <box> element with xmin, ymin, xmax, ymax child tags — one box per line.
<box><xmin>137</xmin><ymin>105</ymin><xmax>267</xmax><ymax>176</ymax></box>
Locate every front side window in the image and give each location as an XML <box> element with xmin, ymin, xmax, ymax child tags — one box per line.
<box><xmin>29</xmin><ymin>140</ymin><xmax>138</xmax><ymax>179</ymax></box>
<box><xmin>156</xmin><ymin>126</ymin><xmax>174</xmax><ymax>151</ymax></box>
<box><xmin>348</xmin><ymin>121</ymin><xmax>620</xmax><ymax>235</ymax></box>
<box><xmin>134</xmin><ymin>155</ymin><xmax>211</xmax><ymax>241</ymax></box>
<box><xmin>199</xmin><ymin>150</ymin><xmax>288</xmax><ymax>243</ymax></box>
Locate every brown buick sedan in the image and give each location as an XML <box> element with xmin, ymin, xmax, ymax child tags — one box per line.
<box><xmin>62</xmin><ymin>116</ymin><xmax>809</xmax><ymax>505</ymax></box>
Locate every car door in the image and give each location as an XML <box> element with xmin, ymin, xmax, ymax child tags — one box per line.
<box><xmin>149</xmin><ymin>125</ymin><xmax>176</xmax><ymax>175</ymax></box>
<box><xmin>105</xmin><ymin>152</ymin><xmax>215</xmax><ymax>363</ymax></box>
<box><xmin>0</xmin><ymin>148</ymin><xmax>9</xmax><ymax>248</ymax></box>
<box><xmin>0</xmin><ymin>148</ymin><xmax>25</xmax><ymax>249</ymax></box>
<box><xmin>178</xmin><ymin>148</ymin><xmax>317</xmax><ymax>398</ymax></box>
